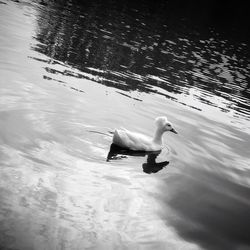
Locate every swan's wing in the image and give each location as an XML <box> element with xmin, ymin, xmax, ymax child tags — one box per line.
<box><xmin>113</xmin><ymin>129</ymin><xmax>132</xmax><ymax>148</ymax></box>
<box><xmin>113</xmin><ymin>128</ymin><xmax>158</xmax><ymax>151</ymax></box>
<box><xmin>120</xmin><ymin>129</ymin><xmax>153</xmax><ymax>150</ymax></box>
<box><xmin>125</xmin><ymin>130</ymin><xmax>151</xmax><ymax>144</ymax></box>
<box><xmin>126</xmin><ymin>131</ymin><xmax>163</xmax><ymax>151</ymax></box>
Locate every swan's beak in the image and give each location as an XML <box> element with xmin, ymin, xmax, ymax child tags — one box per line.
<box><xmin>170</xmin><ymin>128</ymin><xmax>178</xmax><ymax>134</ymax></box>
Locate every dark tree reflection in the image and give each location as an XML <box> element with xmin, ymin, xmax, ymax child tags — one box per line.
<box><xmin>33</xmin><ymin>0</ymin><xmax>250</xmax><ymax>115</ymax></box>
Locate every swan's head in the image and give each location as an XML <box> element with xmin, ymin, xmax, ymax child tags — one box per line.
<box><xmin>155</xmin><ymin>116</ymin><xmax>178</xmax><ymax>134</ymax></box>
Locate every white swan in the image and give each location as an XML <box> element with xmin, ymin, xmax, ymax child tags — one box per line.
<box><xmin>112</xmin><ymin>116</ymin><xmax>177</xmax><ymax>151</ymax></box>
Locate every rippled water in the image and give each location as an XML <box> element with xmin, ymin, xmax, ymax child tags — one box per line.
<box><xmin>0</xmin><ymin>1</ymin><xmax>250</xmax><ymax>250</ymax></box>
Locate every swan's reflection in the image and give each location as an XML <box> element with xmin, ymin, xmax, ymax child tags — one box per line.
<box><xmin>107</xmin><ymin>143</ymin><xmax>169</xmax><ymax>174</ymax></box>
<box><xmin>142</xmin><ymin>153</ymin><xmax>169</xmax><ymax>174</ymax></box>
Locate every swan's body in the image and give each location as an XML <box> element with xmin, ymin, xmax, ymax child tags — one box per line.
<box><xmin>113</xmin><ymin>128</ymin><xmax>160</xmax><ymax>151</ymax></box>
<box><xmin>112</xmin><ymin>116</ymin><xmax>177</xmax><ymax>151</ymax></box>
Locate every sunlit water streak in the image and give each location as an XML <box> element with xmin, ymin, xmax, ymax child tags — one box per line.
<box><xmin>0</xmin><ymin>1</ymin><xmax>250</xmax><ymax>250</ymax></box>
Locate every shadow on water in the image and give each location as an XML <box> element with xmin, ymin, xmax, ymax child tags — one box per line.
<box><xmin>107</xmin><ymin>143</ymin><xmax>169</xmax><ymax>174</ymax></box>
<box><xmin>31</xmin><ymin>0</ymin><xmax>250</xmax><ymax>118</ymax></box>
<box><xmin>160</xmin><ymin>166</ymin><xmax>250</xmax><ymax>250</ymax></box>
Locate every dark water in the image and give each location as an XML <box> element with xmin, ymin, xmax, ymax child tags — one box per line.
<box><xmin>33</xmin><ymin>0</ymin><xmax>250</xmax><ymax>116</ymax></box>
<box><xmin>0</xmin><ymin>0</ymin><xmax>250</xmax><ymax>250</ymax></box>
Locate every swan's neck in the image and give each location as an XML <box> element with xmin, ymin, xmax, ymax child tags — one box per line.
<box><xmin>153</xmin><ymin>128</ymin><xmax>164</xmax><ymax>145</ymax></box>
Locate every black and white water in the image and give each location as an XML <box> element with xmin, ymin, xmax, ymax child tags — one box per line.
<box><xmin>0</xmin><ymin>1</ymin><xmax>250</xmax><ymax>249</ymax></box>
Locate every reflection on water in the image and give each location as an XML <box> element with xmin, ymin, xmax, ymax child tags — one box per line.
<box><xmin>107</xmin><ymin>143</ymin><xmax>169</xmax><ymax>174</ymax></box>
<box><xmin>0</xmin><ymin>0</ymin><xmax>250</xmax><ymax>250</ymax></box>
<box><xmin>142</xmin><ymin>153</ymin><xmax>169</xmax><ymax>174</ymax></box>
<box><xmin>33</xmin><ymin>0</ymin><xmax>250</xmax><ymax>119</ymax></box>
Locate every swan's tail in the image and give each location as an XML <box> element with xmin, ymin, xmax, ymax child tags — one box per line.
<box><xmin>112</xmin><ymin>129</ymin><xmax>120</xmax><ymax>144</ymax></box>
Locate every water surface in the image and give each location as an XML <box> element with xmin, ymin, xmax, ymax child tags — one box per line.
<box><xmin>0</xmin><ymin>1</ymin><xmax>250</xmax><ymax>250</ymax></box>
